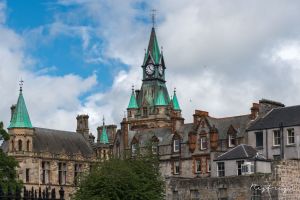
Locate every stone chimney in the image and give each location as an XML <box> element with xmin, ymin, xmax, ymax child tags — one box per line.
<box><xmin>250</xmin><ymin>103</ymin><xmax>259</xmax><ymax>120</ymax></box>
<box><xmin>193</xmin><ymin>110</ymin><xmax>209</xmax><ymax>124</ymax></box>
<box><xmin>76</xmin><ymin>114</ymin><xmax>89</xmax><ymax>139</ymax></box>
<box><xmin>258</xmin><ymin>99</ymin><xmax>285</xmax><ymax>116</ymax></box>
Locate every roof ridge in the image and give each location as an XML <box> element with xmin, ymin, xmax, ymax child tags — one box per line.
<box><xmin>34</xmin><ymin>127</ymin><xmax>76</xmax><ymax>134</ymax></box>
<box><xmin>208</xmin><ymin>114</ymin><xmax>250</xmax><ymax>120</ymax></box>
<box><xmin>241</xmin><ymin>144</ymin><xmax>249</xmax><ymax>157</ymax></box>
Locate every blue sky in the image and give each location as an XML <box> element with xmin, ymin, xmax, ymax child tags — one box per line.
<box><xmin>1</xmin><ymin>0</ymin><xmax>300</xmax><ymax>135</ymax></box>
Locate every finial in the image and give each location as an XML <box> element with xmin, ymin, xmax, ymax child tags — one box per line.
<box><xmin>174</xmin><ymin>87</ymin><xmax>176</xmax><ymax>93</ymax></box>
<box><xmin>161</xmin><ymin>46</ymin><xmax>163</xmax><ymax>54</ymax></box>
<box><xmin>151</xmin><ymin>9</ymin><xmax>157</xmax><ymax>28</ymax></box>
<box><xmin>132</xmin><ymin>85</ymin><xmax>134</xmax><ymax>92</ymax></box>
<box><xmin>19</xmin><ymin>79</ymin><xmax>24</xmax><ymax>92</ymax></box>
<box><xmin>102</xmin><ymin>115</ymin><xmax>105</xmax><ymax>126</ymax></box>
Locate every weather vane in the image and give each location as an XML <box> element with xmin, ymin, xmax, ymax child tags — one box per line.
<box><xmin>19</xmin><ymin>79</ymin><xmax>24</xmax><ymax>92</ymax></box>
<box><xmin>151</xmin><ymin>9</ymin><xmax>157</xmax><ymax>28</ymax></box>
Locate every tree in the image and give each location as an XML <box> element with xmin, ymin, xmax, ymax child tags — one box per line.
<box><xmin>0</xmin><ymin>121</ymin><xmax>22</xmax><ymax>192</ymax></box>
<box><xmin>74</xmin><ymin>151</ymin><xmax>165</xmax><ymax>200</ymax></box>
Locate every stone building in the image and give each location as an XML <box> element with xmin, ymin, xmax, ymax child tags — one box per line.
<box><xmin>1</xmin><ymin>85</ymin><xmax>113</xmax><ymax>199</ymax></box>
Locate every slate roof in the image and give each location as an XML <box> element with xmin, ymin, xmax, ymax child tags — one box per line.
<box><xmin>33</xmin><ymin>127</ymin><xmax>94</xmax><ymax>157</ymax></box>
<box><xmin>247</xmin><ymin>105</ymin><xmax>300</xmax><ymax>131</ymax></box>
<box><xmin>129</xmin><ymin>127</ymin><xmax>173</xmax><ymax>146</ymax></box>
<box><xmin>207</xmin><ymin>115</ymin><xmax>251</xmax><ymax>139</ymax></box>
<box><xmin>214</xmin><ymin>144</ymin><xmax>258</xmax><ymax>161</ymax></box>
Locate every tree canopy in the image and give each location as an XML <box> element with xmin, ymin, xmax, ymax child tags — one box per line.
<box><xmin>0</xmin><ymin>121</ymin><xmax>22</xmax><ymax>192</ymax></box>
<box><xmin>74</xmin><ymin>153</ymin><xmax>165</xmax><ymax>200</ymax></box>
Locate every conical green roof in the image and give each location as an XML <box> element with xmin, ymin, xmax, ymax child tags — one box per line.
<box><xmin>100</xmin><ymin>126</ymin><xmax>109</xmax><ymax>144</ymax></box>
<box><xmin>127</xmin><ymin>88</ymin><xmax>138</xmax><ymax>109</ymax></box>
<box><xmin>9</xmin><ymin>89</ymin><xmax>32</xmax><ymax>129</ymax></box>
<box><xmin>143</xmin><ymin>28</ymin><xmax>161</xmax><ymax>65</ymax></box>
<box><xmin>155</xmin><ymin>90</ymin><xmax>167</xmax><ymax>106</ymax></box>
<box><xmin>172</xmin><ymin>90</ymin><xmax>181</xmax><ymax>110</ymax></box>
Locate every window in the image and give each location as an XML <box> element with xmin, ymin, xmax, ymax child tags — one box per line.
<box><xmin>25</xmin><ymin>168</ymin><xmax>30</xmax><ymax>183</ymax></box>
<box><xmin>42</xmin><ymin>161</ymin><xmax>50</xmax><ymax>184</ymax></box>
<box><xmin>58</xmin><ymin>162</ymin><xmax>67</xmax><ymax>185</ymax></box>
<box><xmin>173</xmin><ymin>161</ymin><xmax>180</xmax><ymax>175</ymax></box>
<box><xmin>251</xmin><ymin>185</ymin><xmax>262</xmax><ymax>200</ymax></box>
<box><xmin>190</xmin><ymin>190</ymin><xmax>200</xmax><ymax>200</ymax></box>
<box><xmin>173</xmin><ymin>139</ymin><xmax>180</xmax><ymax>152</ymax></box>
<box><xmin>217</xmin><ymin>162</ymin><xmax>225</xmax><ymax>177</ymax></box>
<box><xmin>273</xmin><ymin>130</ymin><xmax>280</xmax><ymax>146</ymax></box>
<box><xmin>152</xmin><ymin>142</ymin><xmax>158</xmax><ymax>154</ymax></box>
<box><xmin>255</xmin><ymin>132</ymin><xmax>263</xmax><ymax>148</ymax></box>
<box><xmin>18</xmin><ymin>139</ymin><xmax>22</xmax><ymax>151</ymax></box>
<box><xmin>273</xmin><ymin>155</ymin><xmax>281</xmax><ymax>160</ymax></box>
<box><xmin>173</xmin><ymin>191</ymin><xmax>179</xmax><ymax>200</ymax></box>
<box><xmin>200</xmin><ymin>137</ymin><xmax>207</xmax><ymax>150</ymax></box>
<box><xmin>237</xmin><ymin>160</ymin><xmax>244</xmax><ymax>176</ymax></box>
<box><xmin>131</xmin><ymin>143</ymin><xmax>138</xmax><ymax>156</ymax></box>
<box><xmin>195</xmin><ymin>159</ymin><xmax>201</xmax><ymax>173</ymax></box>
<box><xmin>11</xmin><ymin>140</ymin><xmax>14</xmax><ymax>151</ymax></box>
<box><xmin>74</xmin><ymin>164</ymin><xmax>83</xmax><ymax>185</ymax></box>
<box><xmin>287</xmin><ymin>129</ymin><xmax>295</xmax><ymax>145</ymax></box>
<box><xmin>26</xmin><ymin>140</ymin><xmax>30</xmax><ymax>151</ymax></box>
<box><xmin>143</xmin><ymin>107</ymin><xmax>148</xmax><ymax>116</ymax></box>
<box><xmin>206</xmin><ymin>159</ymin><xmax>211</xmax><ymax>173</ymax></box>
<box><xmin>116</xmin><ymin>143</ymin><xmax>121</xmax><ymax>158</ymax></box>
<box><xmin>228</xmin><ymin>134</ymin><xmax>235</xmax><ymax>147</ymax></box>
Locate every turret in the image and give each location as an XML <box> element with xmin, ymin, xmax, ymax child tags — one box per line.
<box><xmin>76</xmin><ymin>114</ymin><xmax>89</xmax><ymax>139</ymax></box>
<box><xmin>127</xmin><ymin>86</ymin><xmax>139</xmax><ymax>119</ymax></box>
<box><xmin>8</xmin><ymin>81</ymin><xmax>34</xmax><ymax>153</ymax></box>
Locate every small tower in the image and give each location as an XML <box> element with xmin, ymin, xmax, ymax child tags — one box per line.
<box><xmin>8</xmin><ymin>80</ymin><xmax>34</xmax><ymax>153</ymax></box>
<box><xmin>170</xmin><ymin>88</ymin><xmax>184</xmax><ymax>131</ymax></box>
<box><xmin>127</xmin><ymin>86</ymin><xmax>139</xmax><ymax>119</ymax></box>
<box><xmin>97</xmin><ymin>117</ymin><xmax>110</xmax><ymax>160</ymax></box>
<box><xmin>76</xmin><ymin>114</ymin><xmax>89</xmax><ymax>139</ymax></box>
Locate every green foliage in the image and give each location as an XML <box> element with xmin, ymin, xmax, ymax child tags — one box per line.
<box><xmin>0</xmin><ymin>121</ymin><xmax>22</xmax><ymax>192</ymax></box>
<box><xmin>74</xmin><ymin>152</ymin><xmax>165</xmax><ymax>200</ymax></box>
<box><xmin>0</xmin><ymin>122</ymin><xmax>9</xmax><ymax>141</ymax></box>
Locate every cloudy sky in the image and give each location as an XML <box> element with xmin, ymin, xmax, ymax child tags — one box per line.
<box><xmin>1</xmin><ymin>0</ymin><xmax>300</xmax><ymax>136</ymax></box>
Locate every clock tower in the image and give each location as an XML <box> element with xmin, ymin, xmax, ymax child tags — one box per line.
<box><xmin>125</xmin><ymin>26</ymin><xmax>183</xmax><ymax>131</ymax></box>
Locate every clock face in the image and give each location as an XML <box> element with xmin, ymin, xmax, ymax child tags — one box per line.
<box><xmin>146</xmin><ymin>64</ymin><xmax>154</xmax><ymax>75</ymax></box>
<box><xmin>158</xmin><ymin>65</ymin><xmax>163</xmax><ymax>76</ymax></box>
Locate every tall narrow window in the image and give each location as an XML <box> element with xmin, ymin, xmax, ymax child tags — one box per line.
<box><xmin>117</xmin><ymin>143</ymin><xmax>121</xmax><ymax>158</ymax></box>
<box><xmin>42</xmin><ymin>161</ymin><xmax>50</xmax><ymax>184</ymax></box>
<box><xmin>287</xmin><ymin>129</ymin><xmax>295</xmax><ymax>145</ymax></box>
<box><xmin>74</xmin><ymin>164</ymin><xmax>82</xmax><ymax>185</ymax></box>
<box><xmin>131</xmin><ymin>143</ymin><xmax>137</xmax><ymax>156</ymax></box>
<box><xmin>18</xmin><ymin>139</ymin><xmax>22</xmax><ymax>151</ymax></box>
<box><xmin>228</xmin><ymin>135</ymin><xmax>236</xmax><ymax>147</ymax></box>
<box><xmin>26</xmin><ymin>168</ymin><xmax>30</xmax><ymax>183</ymax></box>
<box><xmin>11</xmin><ymin>140</ymin><xmax>14</xmax><ymax>151</ymax></box>
<box><xmin>200</xmin><ymin>137</ymin><xmax>207</xmax><ymax>150</ymax></box>
<box><xmin>58</xmin><ymin>162</ymin><xmax>67</xmax><ymax>185</ymax></box>
<box><xmin>26</xmin><ymin>140</ymin><xmax>30</xmax><ymax>151</ymax></box>
<box><xmin>206</xmin><ymin>159</ymin><xmax>211</xmax><ymax>173</ymax></box>
<box><xmin>195</xmin><ymin>159</ymin><xmax>201</xmax><ymax>173</ymax></box>
<box><xmin>255</xmin><ymin>132</ymin><xmax>263</xmax><ymax>148</ymax></box>
<box><xmin>143</xmin><ymin>107</ymin><xmax>148</xmax><ymax>117</ymax></box>
<box><xmin>173</xmin><ymin>139</ymin><xmax>180</xmax><ymax>152</ymax></box>
<box><xmin>217</xmin><ymin>162</ymin><xmax>225</xmax><ymax>177</ymax></box>
<box><xmin>173</xmin><ymin>161</ymin><xmax>180</xmax><ymax>175</ymax></box>
<box><xmin>273</xmin><ymin>130</ymin><xmax>280</xmax><ymax>146</ymax></box>
<box><xmin>237</xmin><ymin>160</ymin><xmax>244</xmax><ymax>176</ymax></box>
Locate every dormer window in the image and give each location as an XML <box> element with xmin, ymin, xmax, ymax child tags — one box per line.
<box><xmin>131</xmin><ymin>143</ymin><xmax>138</xmax><ymax>156</ymax></box>
<box><xmin>173</xmin><ymin>139</ymin><xmax>180</xmax><ymax>152</ymax></box>
<box><xmin>228</xmin><ymin>134</ymin><xmax>236</xmax><ymax>147</ymax></box>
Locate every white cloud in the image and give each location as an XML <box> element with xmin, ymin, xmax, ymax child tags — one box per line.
<box><xmin>2</xmin><ymin>0</ymin><xmax>300</xmax><ymax>138</ymax></box>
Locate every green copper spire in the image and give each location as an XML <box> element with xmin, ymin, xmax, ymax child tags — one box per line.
<box><xmin>155</xmin><ymin>90</ymin><xmax>167</xmax><ymax>106</ymax></box>
<box><xmin>143</xmin><ymin>28</ymin><xmax>161</xmax><ymax>65</ymax></box>
<box><xmin>9</xmin><ymin>81</ymin><xmax>33</xmax><ymax>129</ymax></box>
<box><xmin>172</xmin><ymin>88</ymin><xmax>181</xmax><ymax>110</ymax></box>
<box><xmin>127</xmin><ymin>86</ymin><xmax>138</xmax><ymax>109</ymax></box>
<box><xmin>100</xmin><ymin>116</ymin><xmax>109</xmax><ymax>144</ymax></box>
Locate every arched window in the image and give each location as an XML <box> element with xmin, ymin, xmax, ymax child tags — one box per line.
<box><xmin>18</xmin><ymin>139</ymin><xmax>22</xmax><ymax>151</ymax></box>
<box><xmin>131</xmin><ymin>137</ymin><xmax>139</xmax><ymax>157</ymax></box>
<box><xmin>27</xmin><ymin>140</ymin><xmax>30</xmax><ymax>151</ymax></box>
<box><xmin>11</xmin><ymin>140</ymin><xmax>15</xmax><ymax>151</ymax></box>
<box><xmin>172</xmin><ymin>134</ymin><xmax>181</xmax><ymax>153</ymax></box>
<box><xmin>151</xmin><ymin>136</ymin><xmax>159</xmax><ymax>154</ymax></box>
